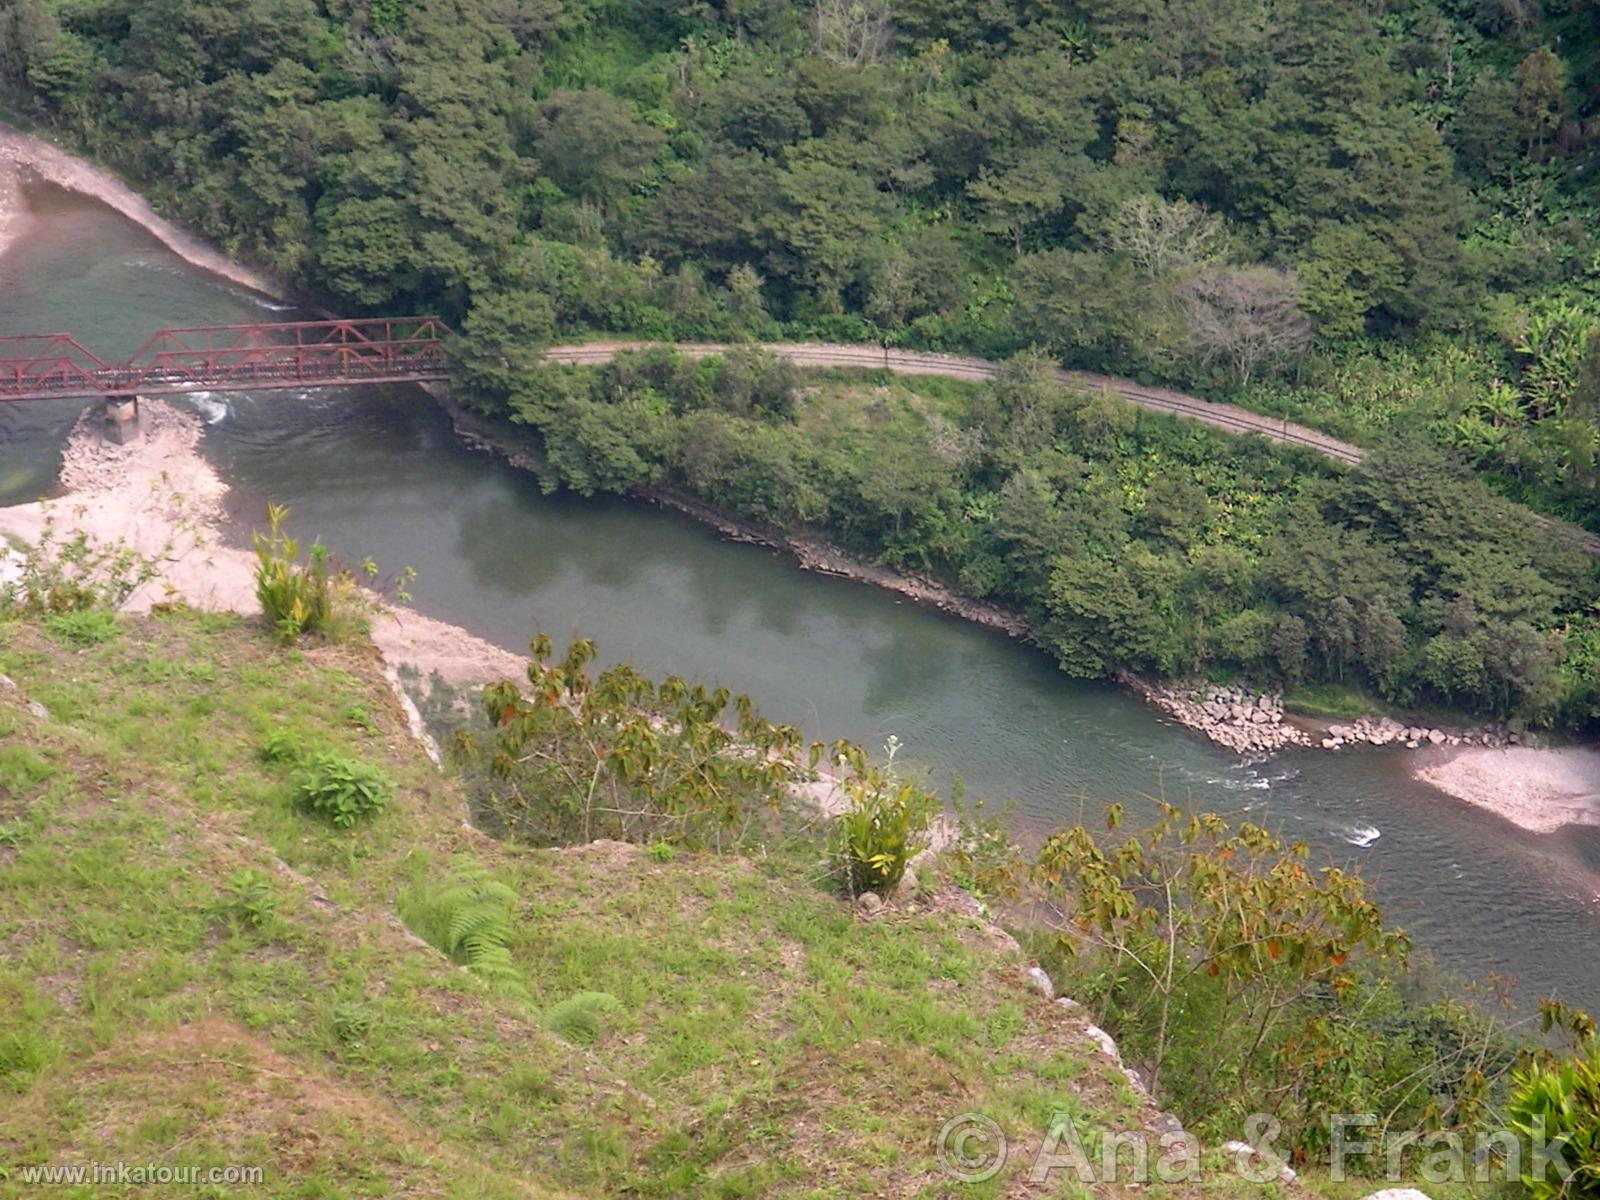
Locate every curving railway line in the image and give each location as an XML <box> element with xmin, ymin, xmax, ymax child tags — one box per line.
<box><xmin>545</xmin><ymin>341</ymin><xmax>1364</xmax><ymax>463</ymax></box>
<box><xmin>544</xmin><ymin>340</ymin><xmax>1600</xmax><ymax>559</ymax></box>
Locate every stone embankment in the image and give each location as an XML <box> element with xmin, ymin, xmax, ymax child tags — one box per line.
<box><xmin>1125</xmin><ymin>679</ymin><xmax>1310</xmax><ymax>755</ymax></box>
<box><xmin>1126</xmin><ymin>678</ymin><xmax>1512</xmax><ymax>758</ymax></box>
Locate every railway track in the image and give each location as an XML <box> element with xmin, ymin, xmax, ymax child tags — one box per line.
<box><xmin>546</xmin><ymin>341</ymin><xmax>1364</xmax><ymax>464</ymax></box>
<box><xmin>543</xmin><ymin>340</ymin><xmax>1600</xmax><ymax>559</ymax></box>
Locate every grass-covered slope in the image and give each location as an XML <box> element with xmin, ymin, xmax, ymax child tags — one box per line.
<box><xmin>0</xmin><ymin>610</ymin><xmax>1219</xmax><ymax>1198</ymax></box>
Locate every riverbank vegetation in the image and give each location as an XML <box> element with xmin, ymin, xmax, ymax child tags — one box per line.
<box><xmin>461</xmin><ymin>349</ymin><xmax>1600</xmax><ymax>728</ymax></box>
<box><xmin>4</xmin><ymin>593</ymin><xmax>1592</xmax><ymax>1196</ymax></box>
<box><xmin>4</xmin><ymin>0</ymin><xmax>1600</xmax><ymax>531</ymax></box>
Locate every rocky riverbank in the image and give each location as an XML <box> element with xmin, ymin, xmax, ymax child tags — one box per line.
<box><xmin>1312</xmin><ymin>715</ymin><xmax>1511</xmax><ymax>751</ymax></box>
<box><xmin>1122</xmin><ymin>677</ymin><xmax>1517</xmax><ymax>759</ymax></box>
<box><xmin>1122</xmin><ymin>678</ymin><xmax>1310</xmax><ymax>755</ymax></box>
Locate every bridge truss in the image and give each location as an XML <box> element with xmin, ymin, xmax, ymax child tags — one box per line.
<box><xmin>0</xmin><ymin>317</ymin><xmax>453</xmax><ymax>402</ymax></box>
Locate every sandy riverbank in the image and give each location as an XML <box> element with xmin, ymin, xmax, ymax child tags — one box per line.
<box><xmin>0</xmin><ymin>399</ymin><xmax>528</xmax><ymax>687</ymax></box>
<box><xmin>0</xmin><ymin>124</ymin><xmax>281</xmax><ymax>297</ymax></box>
<box><xmin>1412</xmin><ymin>745</ymin><xmax>1600</xmax><ymax>835</ymax></box>
<box><xmin>0</xmin><ymin>155</ymin><xmax>29</xmax><ymax>260</ymax></box>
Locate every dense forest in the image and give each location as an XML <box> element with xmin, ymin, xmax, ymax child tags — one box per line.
<box><xmin>3</xmin><ymin>0</ymin><xmax>1600</xmax><ymax>722</ymax></box>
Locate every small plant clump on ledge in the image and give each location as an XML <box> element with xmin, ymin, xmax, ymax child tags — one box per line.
<box><xmin>829</xmin><ymin>734</ymin><xmax>935</xmax><ymax>897</ymax></box>
<box><xmin>251</xmin><ymin>503</ymin><xmax>413</xmax><ymax>644</ymax></box>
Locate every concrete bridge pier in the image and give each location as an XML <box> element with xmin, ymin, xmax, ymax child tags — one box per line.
<box><xmin>101</xmin><ymin>393</ymin><xmax>141</xmax><ymax>444</ymax></box>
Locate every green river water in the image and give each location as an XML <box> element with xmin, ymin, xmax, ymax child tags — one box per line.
<box><xmin>3</xmin><ymin>181</ymin><xmax>1597</xmax><ymax>1004</ymax></box>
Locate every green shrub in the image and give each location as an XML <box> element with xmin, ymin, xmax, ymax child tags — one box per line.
<box><xmin>1030</xmin><ymin>804</ymin><xmax>1513</xmax><ymax>1160</ymax></box>
<box><xmin>342</xmin><ymin>702</ymin><xmax>377</xmax><ymax>734</ymax></box>
<box><xmin>0</xmin><ymin>517</ymin><xmax>161</xmax><ymax>616</ymax></box>
<box><xmin>543</xmin><ymin>992</ymin><xmax>620</xmax><ymax>1046</ymax></box>
<box><xmin>294</xmin><ymin>752</ymin><xmax>392</xmax><ymax>829</ymax></box>
<box><xmin>41</xmin><ymin>609</ymin><xmax>119</xmax><ymax>646</ymax></box>
<box><xmin>465</xmin><ymin>635</ymin><xmax>805</xmax><ymax>850</ymax></box>
<box><xmin>830</xmin><ymin>736</ymin><xmax>934</xmax><ymax>896</ymax></box>
<box><xmin>1509</xmin><ymin>1037</ymin><xmax>1600</xmax><ymax>1199</ymax></box>
<box><xmin>331</xmin><ymin>1002</ymin><xmax>376</xmax><ymax>1047</ymax></box>
<box><xmin>945</xmin><ymin>795</ymin><xmax>1026</xmax><ymax>906</ymax></box>
<box><xmin>223</xmin><ymin>870</ymin><xmax>277</xmax><ymax>931</ymax></box>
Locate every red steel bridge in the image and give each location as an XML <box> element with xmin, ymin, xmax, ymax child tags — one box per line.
<box><xmin>0</xmin><ymin>317</ymin><xmax>453</xmax><ymax>402</ymax></box>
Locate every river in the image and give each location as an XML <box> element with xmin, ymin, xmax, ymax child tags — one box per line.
<box><xmin>3</xmin><ymin>178</ymin><xmax>1598</xmax><ymax>1004</ymax></box>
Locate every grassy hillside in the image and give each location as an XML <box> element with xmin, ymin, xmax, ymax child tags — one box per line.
<box><xmin>0</xmin><ymin>608</ymin><xmax>1259</xmax><ymax>1198</ymax></box>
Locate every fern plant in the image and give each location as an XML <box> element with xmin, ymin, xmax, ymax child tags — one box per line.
<box><xmin>543</xmin><ymin>992</ymin><xmax>620</xmax><ymax>1046</ymax></box>
<box><xmin>402</xmin><ymin>869</ymin><xmax>528</xmax><ymax>1000</ymax></box>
